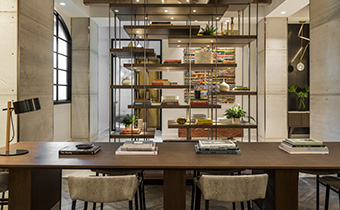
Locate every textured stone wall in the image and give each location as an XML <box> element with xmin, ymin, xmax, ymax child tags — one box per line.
<box><xmin>18</xmin><ymin>0</ymin><xmax>54</xmax><ymax>141</ymax></box>
<box><xmin>310</xmin><ymin>0</ymin><xmax>340</xmax><ymax>141</ymax></box>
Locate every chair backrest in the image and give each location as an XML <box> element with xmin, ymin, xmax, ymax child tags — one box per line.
<box><xmin>197</xmin><ymin>174</ymin><xmax>268</xmax><ymax>203</ymax></box>
<box><xmin>0</xmin><ymin>171</ymin><xmax>8</xmax><ymax>192</ymax></box>
<box><xmin>68</xmin><ymin>175</ymin><xmax>139</xmax><ymax>203</ymax></box>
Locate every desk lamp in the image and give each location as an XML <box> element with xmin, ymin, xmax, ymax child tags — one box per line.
<box><xmin>0</xmin><ymin>98</ymin><xmax>40</xmax><ymax>156</ymax></box>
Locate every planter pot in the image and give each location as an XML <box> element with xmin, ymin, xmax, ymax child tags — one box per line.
<box><xmin>125</xmin><ymin>124</ymin><xmax>132</xmax><ymax>129</ymax></box>
<box><xmin>232</xmin><ymin>118</ymin><xmax>240</xmax><ymax>124</ymax></box>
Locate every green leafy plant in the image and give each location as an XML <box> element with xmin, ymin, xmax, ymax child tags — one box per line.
<box><xmin>225</xmin><ymin>104</ymin><xmax>255</xmax><ymax>121</ymax></box>
<box><xmin>288</xmin><ymin>85</ymin><xmax>310</xmax><ymax>111</ymax></box>
<box><xmin>199</xmin><ymin>24</ymin><xmax>217</xmax><ymax>35</ymax></box>
<box><xmin>121</xmin><ymin>114</ymin><xmax>135</xmax><ymax>127</ymax></box>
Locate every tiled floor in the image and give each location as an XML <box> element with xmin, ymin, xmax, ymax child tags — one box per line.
<box><xmin>59</xmin><ymin>171</ymin><xmax>340</xmax><ymax>210</ymax></box>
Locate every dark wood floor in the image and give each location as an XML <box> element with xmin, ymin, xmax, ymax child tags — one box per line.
<box><xmin>60</xmin><ymin>172</ymin><xmax>340</xmax><ymax>210</ymax></box>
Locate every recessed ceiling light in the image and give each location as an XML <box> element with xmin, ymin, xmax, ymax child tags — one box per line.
<box><xmin>145</xmin><ymin>17</ymin><xmax>148</xmax><ymax>20</ymax></box>
<box><xmin>225</xmin><ymin>20</ymin><xmax>230</xmax><ymax>23</ymax></box>
<box><xmin>207</xmin><ymin>45</ymin><xmax>210</xmax><ymax>47</ymax></box>
<box><xmin>114</xmin><ymin>10</ymin><xmax>119</xmax><ymax>13</ymax></box>
<box><xmin>194</xmin><ymin>20</ymin><xmax>198</xmax><ymax>22</ymax></box>
<box><xmin>177</xmin><ymin>45</ymin><xmax>180</xmax><ymax>47</ymax></box>
<box><xmin>186</xmin><ymin>0</ymin><xmax>189</xmax><ymax>2</ymax></box>
<box><xmin>216</xmin><ymin>17</ymin><xmax>219</xmax><ymax>20</ymax></box>
<box><xmin>178</xmin><ymin>40</ymin><xmax>181</xmax><ymax>42</ymax></box>
<box><xmin>210</xmin><ymin>40</ymin><xmax>214</xmax><ymax>42</ymax></box>
<box><xmin>139</xmin><ymin>36</ymin><xmax>142</xmax><ymax>38</ymax></box>
<box><xmin>171</xmin><ymin>17</ymin><xmax>174</xmax><ymax>20</ymax></box>
<box><xmin>193</xmin><ymin>10</ymin><xmax>196</xmax><ymax>13</ymax></box>
<box><xmin>136</xmin><ymin>0</ymin><xmax>140</xmax><ymax>2</ymax></box>
<box><xmin>164</xmin><ymin>10</ymin><xmax>168</xmax><ymax>13</ymax></box>
<box><xmin>60</xmin><ymin>2</ymin><xmax>66</xmax><ymax>6</ymax></box>
<box><xmin>281</xmin><ymin>11</ymin><xmax>286</xmax><ymax>14</ymax></box>
<box><xmin>136</xmin><ymin>31</ymin><xmax>140</xmax><ymax>33</ymax></box>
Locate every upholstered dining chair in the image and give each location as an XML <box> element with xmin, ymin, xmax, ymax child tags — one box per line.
<box><xmin>91</xmin><ymin>169</ymin><xmax>146</xmax><ymax>210</ymax></box>
<box><xmin>191</xmin><ymin>169</ymin><xmax>244</xmax><ymax>210</ymax></box>
<box><xmin>319</xmin><ymin>175</ymin><xmax>340</xmax><ymax>210</ymax></box>
<box><xmin>0</xmin><ymin>170</ymin><xmax>8</xmax><ymax>210</ymax></box>
<box><xmin>68</xmin><ymin>175</ymin><xmax>140</xmax><ymax>210</ymax></box>
<box><xmin>194</xmin><ymin>174</ymin><xmax>268</xmax><ymax>210</ymax></box>
<box><xmin>300</xmin><ymin>169</ymin><xmax>340</xmax><ymax>210</ymax></box>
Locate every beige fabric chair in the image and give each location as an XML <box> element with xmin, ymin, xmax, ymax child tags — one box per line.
<box><xmin>195</xmin><ymin>174</ymin><xmax>268</xmax><ymax>210</ymax></box>
<box><xmin>300</xmin><ymin>169</ymin><xmax>340</xmax><ymax>210</ymax></box>
<box><xmin>319</xmin><ymin>176</ymin><xmax>340</xmax><ymax>210</ymax></box>
<box><xmin>0</xmin><ymin>171</ymin><xmax>8</xmax><ymax>210</ymax></box>
<box><xmin>68</xmin><ymin>175</ymin><xmax>139</xmax><ymax>210</ymax></box>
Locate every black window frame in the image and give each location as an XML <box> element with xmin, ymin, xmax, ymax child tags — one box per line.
<box><xmin>53</xmin><ymin>10</ymin><xmax>72</xmax><ymax>104</ymax></box>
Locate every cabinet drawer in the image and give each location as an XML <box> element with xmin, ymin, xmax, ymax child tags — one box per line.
<box><xmin>288</xmin><ymin>113</ymin><xmax>302</xmax><ymax>126</ymax></box>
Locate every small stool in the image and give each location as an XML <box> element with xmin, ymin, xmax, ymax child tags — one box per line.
<box><xmin>195</xmin><ymin>174</ymin><xmax>268</xmax><ymax>210</ymax></box>
<box><xmin>68</xmin><ymin>175</ymin><xmax>139</xmax><ymax>210</ymax></box>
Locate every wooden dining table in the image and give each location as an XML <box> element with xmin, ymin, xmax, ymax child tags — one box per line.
<box><xmin>1</xmin><ymin>141</ymin><xmax>340</xmax><ymax>210</ymax></box>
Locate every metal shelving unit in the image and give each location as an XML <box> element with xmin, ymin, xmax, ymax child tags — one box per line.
<box><xmin>104</xmin><ymin>0</ymin><xmax>259</xmax><ymax>142</ymax></box>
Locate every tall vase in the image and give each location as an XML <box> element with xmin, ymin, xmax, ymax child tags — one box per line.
<box><xmin>298</xmin><ymin>98</ymin><xmax>307</xmax><ymax>111</ymax></box>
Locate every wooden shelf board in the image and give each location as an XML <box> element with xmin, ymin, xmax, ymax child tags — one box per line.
<box><xmin>111</xmin><ymin>85</ymin><xmax>189</xmax><ymax>89</ymax></box>
<box><xmin>110</xmin><ymin>48</ymin><xmax>156</xmax><ymax>58</ymax></box>
<box><xmin>85</xmin><ymin>0</ymin><xmax>254</xmax><ymax>6</ymax></box>
<box><xmin>110</xmin><ymin>131</ymin><xmax>155</xmax><ymax>138</ymax></box>
<box><xmin>128</xmin><ymin>103</ymin><xmax>221</xmax><ymax>109</ymax></box>
<box><xmin>168</xmin><ymin>120</ymin><xmax>257</xmax><ymax>128</ymax></box>
<box><xmin>124</xmin><ymin>25</ymin><xmax>200</xmax><ymax>39</ymax></box>
<box><xmin>168</xmin><ymin>35</ymin><xmax>257</xmax><ymax>48</ymax></box>
<box><xmin>123</xmin><ymin>63</ymin><xmax>237</xmax><ymax>71</ymax></box>
<box><xmin>216</xmin><ymin>91</ymin><xmax>257</xmax><ymax>95</ymax></box>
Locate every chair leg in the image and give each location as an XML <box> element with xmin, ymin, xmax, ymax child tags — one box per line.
<box><xmin>135</xmin><ymin>192</ymin><xmax>139</xmax><ymax>210</ymax></box>
<box><xmin>93</xmin><ymin>202</ymin><xmax>96</xmax><ymax>210</ymax></box>
<box><xmin>141</xmin><ymin>177</ymin><xmax>146</xmax><ymax>210</ymax></box>
<box><xmin>1</xmin><ymin>192</ymin><xmax>4</xmax><ymax>210</ymax></box>
<box><xmin>247</xmin><ymin>201</ymin><xmax>252</xmax><ymax>210</ymax></box>
<box><xmin>205</xmin><ymin>200</ymin><xmax>209</xmax><ymax>210</ymax></box>
<box><xmin>100</xmin><ymin>203</ymin><xmax>103</xmax><ymax>210</ymax></box>
<box><xmin>84</xmin><ymin>201</ymin><xmax>88</xmax><ymax>210</ymax></box>
<box><xmin>129</xmin><ymin>200</ymin><xmax>133</xmax><ymax>210</ymax></box>
<box><xmin>191</xmin><ymin>171</ymin><xmax>197</xmax><ymax>210</ymax></box>
<box><xmin>325</xmin><ymin>185</ymin><xmax>330</xmax><ymax>210</ymax></box>
<box><xmin>232</xmin><ymin>202</ymin><xmax>236</xmax><ymax>210</ymax></box>
<box><xmin>241</xmin><ymin>202</ymin><xmax>244</xmax><ymax>210</ymax></box>
<box><xmin>316</xmin><ymin>175</ymin><xmax>320</xmax><ymax>210</ymax></box>
<box><xmin>71</xmin><ymin>200</ymin><xmax>76</xmax><ymax>210</ymax></box>
<box><xmin>138</xmin><ymin>175</ymin><xmax>143</xmax><ymax>210</ymax></box>
<box><xmin>195</xmin><ymin>184</ymin><xmax>201</xmax><ymax>210</ymax></box>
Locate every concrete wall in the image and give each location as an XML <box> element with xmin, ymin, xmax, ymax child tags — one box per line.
<box><xmin>0</xmin><ymin>0</ymin><xmax>17</xmax><ymax>146</ymax></box>
<box><xmin>310</xmin><ymin>0</ymin><xmax>340</xmax><ymax>141</ymax></box>
<box><xmin>54</xmin><ymin>104</ymin><xmax>71</xmax><ymax>141</ymax></box>
<box><xmin>258</xmin><ymin>18</ymin><xmax>288</xmax><ymax>142</ymax></box>
<box><xmin>71</xmin><ymin>18</ymin><xmax>99</xmax><ymax>141</ymax></box>
<box><xmin>18</xmin><ymin>0</ymin><xmax>54</xmax><ymax>141</ymax></box>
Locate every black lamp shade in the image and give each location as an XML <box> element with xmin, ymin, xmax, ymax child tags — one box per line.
<box><xmin>13</xmin><ymin>98</ymin><xmax>41</xmax><ymax>114</ymax></box>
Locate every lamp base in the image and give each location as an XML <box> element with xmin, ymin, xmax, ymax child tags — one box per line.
<box><xmin>0</xmin><ymin>149</ymin><xmax>29</xmax><ymax>156</ymax></box>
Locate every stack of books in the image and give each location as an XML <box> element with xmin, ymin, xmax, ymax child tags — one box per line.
<box><xmin>195</xmin><ymin>140</ymin><xmax>241</xmax><ymax>154</ymax></box>
<box><xmin>195</xmin><ymin>118</ymin><xmax>213</xmax><ymax>125</ymax></box>
<box><xmin>161</xmin><ymin>96</ymin><xmax>179</xmax><ymax>105</ymax></box>
<box><xmin>120</xmin><ymin>128</ymin><xmax>141</xmax><ymax>134</ymax></box>
<box><xmin>164</xmin><ymin>59</ymin><xmax>181</xmax><ymax>64</ymax></box>
<box><xmin>115</xmin><ymin>141</ymin><xmax>158</xmax><ymax>155</ymax></box>
<box><xmin>150</xmin><ymin>22</ymin><xmax>172</xmax><ymax>26</ymax></box>
<box><xmin>152</xmin><ymin>79</ymin><xmax>171</xmax><ymax>86</ymax></box>
<box><xmin>134</xmin><ymin>98</ymin><xmax>152</xmax><ymax>106</ymax></box>
<box><xmin>279</xmin><ymin>138</ymin><xmax>329</xmax><ymax>154</ymax></box>
<box><xmin>190</xmin><ymin>99</ymin><xmax>209</xmax><ymax>105</ymax></box>
<box><xmin>233</xmin><ymin>86</ymin><xmax>250</xmax><ymax>91</ymax></box>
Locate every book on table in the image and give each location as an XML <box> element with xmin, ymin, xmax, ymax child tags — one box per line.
<box><xmin>116</xmin><ymin>141</ymin><xmax>158</xmax><ymax>155</ymax></box>
<box><xmin>195</xmin><ymin>140</ymin><xmax>241</xmax><ymax>154</ymax></box>
<box><xmin>59</xmin><ymin>145</ymin><xmax>101</xmax><ymax>155</ymax></box>
<box><xmin>279</xmin><ymin>138</ymin><xmax>329</xmax><ymax>154</ymax></box>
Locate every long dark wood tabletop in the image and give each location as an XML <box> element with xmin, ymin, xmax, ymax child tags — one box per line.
<box><xmin>1</xmin><ymin>141</ymin><xmax>340</xmax><ymax>170</ymax></box>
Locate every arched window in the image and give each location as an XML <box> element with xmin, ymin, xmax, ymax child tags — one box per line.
<box><xmin>53</xmin><ymin>11</ymin><xmax>72</xmax><ymax>103</ymax></box>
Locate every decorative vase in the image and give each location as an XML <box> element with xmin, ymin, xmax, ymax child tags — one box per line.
<box><xmin>220</xmin><ymin>79</ymin><xmax>230</xmax><ymax>92</ymax></box>
<box><xmin>232</xmin><ymin>117</ymin><xmax>240</xmax><ymax>124</ymax></box>
<box><xmin>122</xmin><ymin>77</ymin><xmax>132</xmax><ymax>85</ymax></box>
<box><xmin>298</xmin><ymin>98</ymin><xmax>307</xmax><ymax>111</ymax></box>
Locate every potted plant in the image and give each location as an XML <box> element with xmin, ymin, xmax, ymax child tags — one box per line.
<box><xmin>198</xmin><ymin>24</ymin><xmax>217</xmax><ymax>36</ymax></box>
<box><xmin>288</xmin><ymin>85</ymin><xmax>310</xmax><ymax>111</ymax></box>
<box><xmin>121</xmin><ymin>114</ymin><xmax>135</xmax><ymax>128</ymax></box>
<box><xmin>225</xmin><ymin>104</ymin><xmax>255</xmax><ymax>124</ymax></box>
